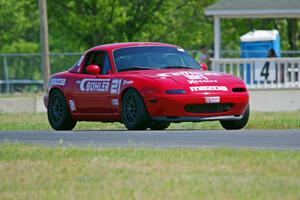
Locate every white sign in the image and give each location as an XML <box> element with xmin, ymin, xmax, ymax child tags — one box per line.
<box><xmin>254</xmin><ymin>60</ymin><xmax>276</xmax><ymax>82</ymax></box>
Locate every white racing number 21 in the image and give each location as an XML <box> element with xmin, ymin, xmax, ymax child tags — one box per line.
<box><xmin>110</xmin><ymin>79</ymin><xmax>122</xmax><ymax>94</ymax></box>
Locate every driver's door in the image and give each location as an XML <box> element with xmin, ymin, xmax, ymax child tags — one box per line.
<box><xmin>72</xmin><ymin>51</ymin><xmax>113</xmax><ymax>113</ymax></box>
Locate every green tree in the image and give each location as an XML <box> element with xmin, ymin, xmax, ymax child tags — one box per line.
<box><xmin>0</xmin><ymin>0</ymin><xmax>39</xmax><ymax>53</ymax></box>
<box><xmin>46</xmin><ymin>0</ymin><xmax>216</xmax><ymax>51</ymax></box>
<box><xmin>0</xmin><ymin>0</ymin><xmax>299</xmax><ymax>54</ymax></box>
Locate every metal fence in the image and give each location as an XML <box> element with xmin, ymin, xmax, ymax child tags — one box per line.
<box><xmin>212</xmin><ymin>57</ymin><xmax>300</xmax><ymax>89</ymax></box>
<box><xmin>0</xmin><ymin>53</ymin><xmax>81</xmax><ymax>93</ymax></box>
<box><xmin>1</xmin><ymin>51</ymin><xmax>300</xmax><ymax>93</ymax></box>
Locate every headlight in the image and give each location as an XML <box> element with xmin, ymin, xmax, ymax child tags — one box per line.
<box><xmin>165</xmin><ymin>89</ymin><xmax>186</xmax><ymax>94</ymax></box>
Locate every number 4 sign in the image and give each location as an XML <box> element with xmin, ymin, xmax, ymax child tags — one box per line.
<box><xmin>254</xmin><ymin>60</ymin><xmax>277</xmax><ymax>83</ymax></box>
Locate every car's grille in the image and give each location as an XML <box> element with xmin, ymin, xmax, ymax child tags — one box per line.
<box><xmin>184</xmin><ymin>103</ymin><xmax>233</xmax><ymax>113</ymax></box>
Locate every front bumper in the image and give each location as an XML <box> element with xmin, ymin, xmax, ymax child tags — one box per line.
<box><xmin>144</xmin><ymin>93</ymin><xmax>249</xmax><ymax>122</ymax></box>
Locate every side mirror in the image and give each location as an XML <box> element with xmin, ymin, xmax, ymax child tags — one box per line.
<box><xmin>86</xmin><ymin>65</ymin><xmax>101</xmax><ymax>75</ymax></box>
<box><xmin>199</xmin><ymin>63</ymin><xmax>208</xmax><ymax>71</ymax></box>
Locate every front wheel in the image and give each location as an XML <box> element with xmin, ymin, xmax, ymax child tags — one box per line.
<box><xmin>47</xmin><ymin>89</ymin><xmax>77</xmax><ymax>130</ymax></box>
<box><xmin>121</xmin><ymin>89</ymin><xmax>150</xmax><ymax>130</ymax></box>
<box><xmin>220</xmin><ymin>105</ymin><xmax>250</xmax><ymax>130</ymax></box>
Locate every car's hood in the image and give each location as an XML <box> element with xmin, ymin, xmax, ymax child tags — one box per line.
<box><xmin>136</xmin><ymin>69</ymin><xmax>231</xmax><ymax>84</ymax></box>
<box><xmin>125</xmin><ymin>69</ymin><xmax>246</xmax><ymax>93</ymax></box>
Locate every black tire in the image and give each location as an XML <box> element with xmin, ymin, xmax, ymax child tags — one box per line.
<box><xmin>47</xmin><ymin>89</ymin><xmax>77</xmax><ymax>130</ymax></box>
<box><xmin>149</xmin><ymin>121</ymin><xmax>171</xmax><ymax>130</ymax></box>
<box><xmin>121</xmin><ymin>89</ymin><xmax>150</xmax><ymax>130</ymax></box>
<box><xmin>220</xmin><ymin>105</ymin><xmax>250</xmax><ymax>130</ymax></box>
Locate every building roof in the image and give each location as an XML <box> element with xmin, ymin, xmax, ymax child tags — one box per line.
<box><xmin>205</xmin><ymin>0</ymin><xmax>300</xmax><ymax>18</ymax></box>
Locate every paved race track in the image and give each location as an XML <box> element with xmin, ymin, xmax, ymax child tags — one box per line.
<box><xmin>1</xmin><ymin>129</ymin><xmax>300</xmax><ymax>149</ymax></box>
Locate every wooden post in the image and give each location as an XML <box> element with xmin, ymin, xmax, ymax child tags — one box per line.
<box><xmin>214</xmin><ymin>16</ymin><xmax>221</xmax><ymax>60</ymax></box>
<box><xmin>38</xmin><ymin>0</ymin><xmax>50</xmax><ymax>91</ymax></box>
<box><xmin>3</xmin><ymin>56</ymin><xmax>9</xmax><ymax>92</ymax></box>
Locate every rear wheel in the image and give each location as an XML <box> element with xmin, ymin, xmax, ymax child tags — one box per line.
<box><xmin>220</xmin><ymin>105</ymin><xmax>250</xmax><ymax>130</ymax></box>
<box><xmin>149</xmin><ymin>121</ymin><xmax>171</xmax><ymax>130</ymax></box>
<box><xmin>122</xmin><ymin>89</ymin><xmax>150</xmax><ymax>130</ymax></box>
<box><xmin>47</xmin><ymin>89</ymin><xmax>77</xmax><ymax>130</ymax></box>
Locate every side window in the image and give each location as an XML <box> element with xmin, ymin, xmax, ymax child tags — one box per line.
<box><xmin>69</xmin><ymin>55</ymin><xmax>84</xmax><ymax>73</ymax></box>
<box><xmin>82</xmin><ymin>52</ymin><xmax>97</xmax><ymax>74</ymax></box>
<box><xmin>101</xmin><ymin>53</ymin><xmax>112</xmax><ymax>75</ymax></box>
<box><xmin>81</xmin><ymin>51</ymin><xmax>112</xmax><ymax>75</ymax></box>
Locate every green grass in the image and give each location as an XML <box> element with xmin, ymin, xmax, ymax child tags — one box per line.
<box><xmin>0</xmin><ymin>143</ymin><xmax>300</xmax><ymax>200</ymax></box>
<box><xmin>0</xmin><ymin>111</ymin><xmax>299</xmax><ymax>130</ymax></box>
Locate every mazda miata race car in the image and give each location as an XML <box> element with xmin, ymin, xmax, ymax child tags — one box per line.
<box><xmin>44</xmin><ymin>42</ymin><xmax>249</xmax><ymax>130</ymax></box>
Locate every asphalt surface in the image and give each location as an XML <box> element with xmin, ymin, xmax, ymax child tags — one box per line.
<box><xmin>0</xmin><ymin>129</ymin><xmax>300</xmax><ymax>149</ymax></box>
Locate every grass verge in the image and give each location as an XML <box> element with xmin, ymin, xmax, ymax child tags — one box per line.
<box><xmin>0</xmin><ymin>143</ymin><xmax>300</xmax><ymax>200</ymax></box>
<box><xmin>0</xmin><ymin>111</ymin><xmax>299</xmax><ymax>130</ymax></box>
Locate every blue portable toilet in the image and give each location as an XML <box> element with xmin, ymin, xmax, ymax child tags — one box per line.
<box><xmin>240</xmin><ymin>30</ymin><xmax>281</xmax><ymax>83</ymax></box>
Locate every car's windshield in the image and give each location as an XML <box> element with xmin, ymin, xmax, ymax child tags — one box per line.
<box><xmin>113</xmin><ymin>46</ymin><xmax>200</xmax><ymax>72</ymax></box>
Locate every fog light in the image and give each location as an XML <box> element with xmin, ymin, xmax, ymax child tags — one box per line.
<box><xmin>224</xmin><ymin>104</ymin><xmax>232</xmax><ymax>111</ymax></box>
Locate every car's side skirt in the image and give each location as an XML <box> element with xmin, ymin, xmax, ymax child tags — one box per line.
<box><xmin>151</xmin><ymin>115</ymin><xmax>243</xmax><ymax>122</ymax></box>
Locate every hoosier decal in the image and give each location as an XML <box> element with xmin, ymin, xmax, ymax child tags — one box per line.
<box><xmin>157</xmin><ymin>71</ymin><xmax>220</xmax><ymax>83</ymax></box>
<box><xmin>185</xmin><ymin>74</ymin><xmax>208</xmax><ymax>80</ymax></box>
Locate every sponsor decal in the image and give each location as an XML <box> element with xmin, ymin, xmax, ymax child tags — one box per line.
<box><xmin>69</xmin><ymin>100</ymin><xmax>76</xmax><ymax>111</ymax></box>
<box><xmin>79</xmin><ymin>78</ymin><xmax>127</xmax><ymax>95</ymax></box>
<box><xmin>76</xmin><ymin>80</ymin><xmax>81</xmax><ymax>84</ymax></box>
<box><xmin>190</xmin><ymin>86</ymin><xmax>228</xmax><ymax>92</ymax></box>
<box><xmin>122</xmin><ymin>80</ymin><xmax>134</xmax><ymax>85</ymax></box>
<box><xmin>205</xmin><ymin>96</ymin><xmax>220</xmax><ymax>103</ymax></box>
<box><xmin>49</xmin><ymin>78</ymin><xmax>66</xmax><ymax>87</ymax></box>
<box><xmin>111</xmin><ymin>99</ymin><xmax>119</xmax><ymax>106</ymax></box>
<box><xmin>158</xmin><ymin>71</ymin><xmax>221</xmax><ymax>77</ymax></box>
<box><xmin>79</xmin><ymin>79</ymin><xmax>110</xmax><ymax>92</ymax></box>
<box><xmin>188</xmin><ymin>80</ymin><xmax>218</xmax><ymax>84</ymax></box>
<box><xmin>185</xmin><ymin>75</ymin><xmax>208</xmax><ymax>80</ymax></box>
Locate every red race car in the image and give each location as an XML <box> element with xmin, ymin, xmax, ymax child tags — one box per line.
<box><xmin>44</xmin><ymin>42</ymin><xmax>249</xmax><ymax>130</ymax></box>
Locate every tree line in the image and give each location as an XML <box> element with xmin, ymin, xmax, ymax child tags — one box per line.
<box><xmin>0</xmin><ymin>0</ymin><xmax>299</xmax><ymax>53</ymax></box>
